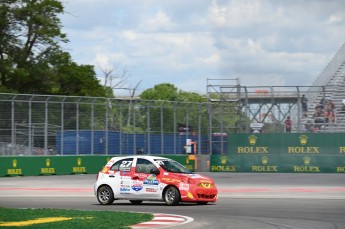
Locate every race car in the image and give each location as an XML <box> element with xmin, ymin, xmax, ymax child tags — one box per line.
<box><xmin>94</xmin><ymin>155</ymin><xmax>218</xmax><ymax>206</ymax></box>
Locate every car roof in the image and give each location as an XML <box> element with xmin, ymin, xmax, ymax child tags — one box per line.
<box><xmin>109</xmin><ymin>155</ymin><xmax>170</xmax><ymax>161</ymax></box>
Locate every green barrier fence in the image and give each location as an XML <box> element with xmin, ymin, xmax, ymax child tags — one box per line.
<box><xmin>0</xmin><ymin>155</ymin><xmax>195</xmax><ymax>177</ymax></box>
<box><xmin>210</xmin><ymin>133</ymin><xmax>345</xmax><ymax>173</ymax></box>
<box><xmin>2</xmin><ymin>133</ymin><xmax>345</xmax><ymax>175</ymax></box>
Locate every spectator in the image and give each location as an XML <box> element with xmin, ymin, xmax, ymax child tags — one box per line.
<box><xmin>301</xmin><ymin>94</ymin><xmax>308</xmax><ymax>115</ymax></box>
<box><xmin>317</xmin><ymin>97</ymin><xmax>325</xmax><ymax>109</ymax></box>
<box><xmin>284</xmin><ymin>116</ymin><xmax>292</xmax><ymax>133</ymax></box>
<box><xmin>325</xmin><ymin>100</ymin><xmax>336</xmax><ymax>123</ymax></box>
<box><xmin>304</xmin><ymin>120</ymin><xmax>314</xmax><ymax>132</ymax></box>
<box><xmin>301</xmin><ymin>114</ymin><xmax>314</xmax><ymax>132</ymax></box>
<box><xmin>313</xmin><ymin>106</ymin><xmax>324</xmax><ymax>130</ymax></box>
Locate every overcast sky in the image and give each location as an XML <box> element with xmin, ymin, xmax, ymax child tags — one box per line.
<box><xmin>60</xmin><ymin>0</ymin><xmax>345</xmax><ymax>96</ymax></box>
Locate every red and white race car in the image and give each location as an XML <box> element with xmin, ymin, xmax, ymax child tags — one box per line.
<box><xmin>94</xmin><ymin>155</ymin><xmax>218</xmax><ymax>206</ymax></box>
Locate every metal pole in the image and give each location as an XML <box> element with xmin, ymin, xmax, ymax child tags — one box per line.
<box><xmin>105</xmin><ymin>99</ymin><xmax>109</xmax><ymax>155</ymax></box>
<box><xmin>44</xmin><ymin>97</ymin><xmax>49</xmax><ymax>155</ymax></box>
<box><xmin>296</xmin><ymin>86</ymin><xmax>301</xmax><ymax>132</ymax></box>
<box><xmin>60</xmin><ymin>97</ymin><xmax>66</xmax><ymax>155</ymax></box>
<box><xmin>28</xmin><ymin>97</ymin><xmax>32</xmax><ymax>155</ymax></box>
<box><xmin>220</xmin><ymin>104</ymin><xmax>224</xmax><ymax>154</ymax></box>
<box><xmin>133</xmin><ymin>101</ymin><xmax>136</xmax><ymax>155</ymax></box>
<box><xmin>244</xmin><ymin>87</ymin><xmax>249</xmax><ymax>133</ymax></box>
<box><xmin>91</xmin><ymin>99</ymin><xmax>95</xmax><ymax>155</ymax></box>
<box><xmin>173</xmin><ymin>105</ymin><xmax>176</xmax><ymax>154</ymax></box>
<box><xmin>11</xmin><ymin>95</ymin><xmax>17</xmax><ymax>155</ymax></box>
<box><xmin>208</xmin><ymin>104</ymin><xmax>212</xmax><ymax>154</ymax></box>
<box><xmin>147</xmin><ymin>105</ymin><xmax>150</xmax><ymax>155</ymax></box>
<box><xmin>161</xmin><ymin>104</ymin><xmax>164</xmax><ymax>155</ymax></box>
<box><xmin>119</xmin><ymin>102</ymin><xmax>123</xmax><ymax>155</ymax></box>
<box><xmin>76</xmin><ymin>99</ymin><xmax>80</xmax><ymax>155</ymax></box>
<box><xmin>186</xmin><ymin>108</ymin><xmax>189</xmax><ymax>138</ymax></box>
<box><xmin>198</xmin><ymin>103</ymin><xmax>202</xmax><ymax>155</ymax></box>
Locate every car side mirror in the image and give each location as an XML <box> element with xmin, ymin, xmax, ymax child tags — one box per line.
<box><xmin>150</xmin><ymin>167</ymin><xmax>160</xmax><ymax>175</ymax></box>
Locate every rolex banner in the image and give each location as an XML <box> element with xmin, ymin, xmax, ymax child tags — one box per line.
<box><xmin>211</xmin><ymin>133</ymin><xmax>345</xmax><ymax>173</ymax></box>
<box><xmin>0</xmin><ymin>156</ymin><xmax>110</xmax><ymax>176</ymax></box>
<box><xmin>0</xmin><ymin>155</ymin><xmax>194</xmax><ymax>177</ymax></box>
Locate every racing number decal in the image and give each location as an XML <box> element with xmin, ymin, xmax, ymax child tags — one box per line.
<box><xmin>119</xmin><ymin>161</ymin><xmax>132</xmax><ymax>171</ymax></box>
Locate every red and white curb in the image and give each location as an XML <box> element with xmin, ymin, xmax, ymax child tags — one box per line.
<box><xmin>131</xmin><ymin>213</ymin><xmax>194</xmax><ymax>228</ymax></box>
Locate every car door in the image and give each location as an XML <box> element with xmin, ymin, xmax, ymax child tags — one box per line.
<box><xmin>131</xmin><ymin>158</ymin><xmax>162</xmax><ymax>199</ymax></box>
<box><xmin>108</xmin><ymin>157</ymin><xmax>133</xmax><ymax>198</ymax></box>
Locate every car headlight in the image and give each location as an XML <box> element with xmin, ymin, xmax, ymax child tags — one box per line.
<box><xmin>197</xmin><ymin>183</ymin><xmax>214</xmax><ymax>188</ymax></box>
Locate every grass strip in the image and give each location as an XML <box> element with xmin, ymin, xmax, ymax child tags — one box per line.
<box><xmin>0</xmin><ymin>208</ymin><xmax>153</xmax><ymax>228</ymax></box>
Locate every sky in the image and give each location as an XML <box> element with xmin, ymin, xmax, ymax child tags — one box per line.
<box><xmin>60</xmin><ymin>0</ymin><xmax>345</xmax><ymax>96</ymax></box>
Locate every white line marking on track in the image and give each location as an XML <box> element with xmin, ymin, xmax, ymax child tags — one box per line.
<box><xmin>131</xmin><ymin>213</ymin><xmax>194</xmax><ymax>228</ymax></box>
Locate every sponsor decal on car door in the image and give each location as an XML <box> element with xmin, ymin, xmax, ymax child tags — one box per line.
<box><xmin>131</xmin><ymin>158</ymin><xmax>162</xmax><ymax>199</ymax></box>
<box><xmin>118</xmin><ymin>160</ymin><xmax>133</xmax><ymax>197</ymax></box>
<box><xmin>107</xmin><ymin>158</ymin><xmax>133</xmax><ymax>198</ymax></box>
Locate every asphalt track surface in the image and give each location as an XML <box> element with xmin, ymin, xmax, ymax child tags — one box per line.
<box><xmin>1</xmin><ymin>173</ymin><xmax>345</xmax><ymax>229</ymax></box>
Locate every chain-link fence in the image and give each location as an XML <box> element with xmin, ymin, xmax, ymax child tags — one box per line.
<box><xmin>0</xmin><ymin>93</ymin><xmax>243</xmax><ymax>156</ymax></box>
<box><xmin>1</xmin><ymin>87</ymin><xmax>344</xmax><ymax>156</ymax></box>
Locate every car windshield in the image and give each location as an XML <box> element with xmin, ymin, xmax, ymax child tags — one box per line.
<box><xmin>154</xmin><ymin>159</ymin><xmax>193</xmax><ymax>174</ymax></box>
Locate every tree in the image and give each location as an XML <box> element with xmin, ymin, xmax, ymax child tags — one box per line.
<box><xmin>138</xmin><ymin>83</ymin><xmax>208</xmax><ymax>133</ymax></box>
<box><xmin>1</xmin><ymin>0</ymin><xmax>66</xmax><ymax>92</ymax></box>
<box><xmin>139</xmin><ymin>83</ymin><xmax>246</xmax><ymax>134</ymax></box>
<box><xmin>101</xmin><ymin>64</ymin><xmax>129</xmax><ymax>97</ymax></box>
<box><xmin>50</xmin><ymin>51</ymin><xmax>106</xmax><ymax>96</ymax></box>
<box><xmin>0</xmin><ymin>0</ymin><xmax>107</xmax><ymax>96</ymax></box>
<box><xmin>140</xmin><ymin>83</ymin><xmax>179</xmax><ymax>101</ymax></box>
<box><xmin>0</xmin><ymin>0</ymin><xmax>17</xmax><ymax>89</ymax></box>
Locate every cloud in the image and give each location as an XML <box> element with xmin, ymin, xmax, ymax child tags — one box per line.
<box><xmin>60</xmin><ymin>0</ymin><xmax>345</xmax><ymax>96</ymax></box>
<box><xmin>140</xmin><ymin>10</ymin><xmax>177</xmax><ymax>31</ymax></box>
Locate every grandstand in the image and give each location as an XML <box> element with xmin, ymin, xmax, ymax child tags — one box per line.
<box><xmin>207</xmin><ymin>42</ymin><xmax>345</xmax><ymax>133</ymax></box>
<box><xmin>306</xmin><ymin>42</ymin><xmax>345</xmax><ymax>132</ymax></box>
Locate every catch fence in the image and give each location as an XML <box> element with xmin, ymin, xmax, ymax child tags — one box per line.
<box><xmin>0</xmin><ymin>93</ymin><xmax>241</xmax><ymax>156</ymax></box>
<box><xmin>1</xmin><ymin>87</ymin><xmax>342</xmax><ymax>156</ymax></box>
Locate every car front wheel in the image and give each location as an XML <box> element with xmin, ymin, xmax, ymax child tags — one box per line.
<box><xmin>164</xmin><ymin>186</ymin><xmax>180</xmax><ymax>206</ymax></box>
<box><xmin>97</xmin><ymin>186</ymin><xmax>114</xmax><ymax>205</ymax></box>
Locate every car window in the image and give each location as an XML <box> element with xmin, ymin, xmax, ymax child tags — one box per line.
<box><xmin>110</xmin><ymin>158</ymin><xmax>133</xmax><ymax>172</ymax></box>
<box><xmin>136</xmin><ymin>158</ymin><xmax>156</xmax><ymax>174</ymax></box>
<box><xmin>155</xmin><ymin>159</ymin><xmax>193</xmax><ymax>174</ymax></box>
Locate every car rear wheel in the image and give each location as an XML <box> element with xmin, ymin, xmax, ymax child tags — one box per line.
<box><xmin>164</xmin><ymin>186</ymin><xmax>180</xmax><ymax>206</ymax></box>
<box><xmin>97</xmin><ymin>186</ymin><xmax>114</xmax><ymax>205</ymax></box>
<box><xmin>129</xmin><ymin>200</ymin><xmax>143</xmax><ymax>205</ymax></box>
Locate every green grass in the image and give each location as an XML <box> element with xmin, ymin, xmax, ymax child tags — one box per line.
<box><xmin>0</xmin><ymin>208</ymin><xmax>153</xmax><ymax>228</ymax></box>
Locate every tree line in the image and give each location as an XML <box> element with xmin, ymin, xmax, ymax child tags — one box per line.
<box><xmin>0</xmin><ymin>0</ymin><xmax>246</xmax><ymax>137</ymax></box>
<box><xmin>0</xmin><ymin>0</ymin><xmax>209</xmax><ymax>101</ymax></box>
<box><xmin>0</xmin><ymin>0</ymin><xmax>106</xmax><ymax>96</ymax></box>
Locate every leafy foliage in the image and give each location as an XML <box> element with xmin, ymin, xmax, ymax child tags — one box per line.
<box><xmin>137</xmin><ymin>83</ymin><xmax>244</xmax><ymax>134</ymax></box>
<box><xmin>0</xmin><ymin>0</ymin><xmax>106</xmax><ymax>97</ymax></box>
<box><xmin>140</xmin><ymin>83</ymin><xmax>207</xmax><ymax>102</ymax></box>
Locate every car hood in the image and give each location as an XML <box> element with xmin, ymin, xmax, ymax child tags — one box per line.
<box><xmin>177</xmin><ymin>173</ymin><xmax>215</xmax><ymax>183</ymax></box>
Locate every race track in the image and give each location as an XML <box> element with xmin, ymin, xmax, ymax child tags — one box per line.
<box><xmin>1</xmin><ymin>173</ymin><xmax>345</xmax><ymax>229</ymax></box>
